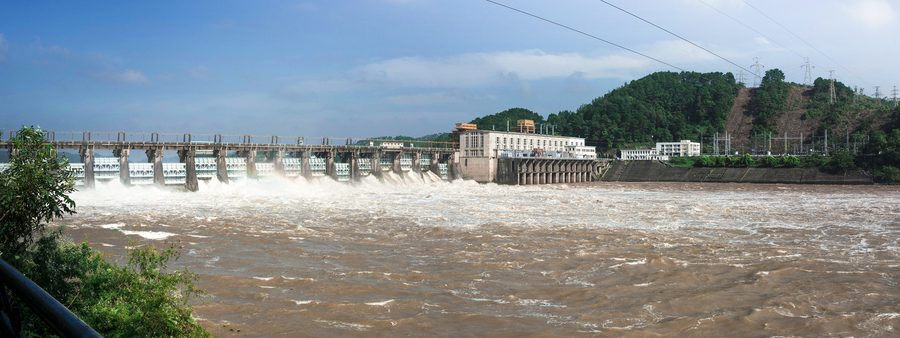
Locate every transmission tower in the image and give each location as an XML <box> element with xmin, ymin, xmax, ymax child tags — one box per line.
<box><xmin>828</xmin><ymin>70</ymin><xmax>836</xmax><ymax>104</ymax></box>
<box><xmin>875</xmin><ymin>86</ymin><xmax>882</xmax><ymax>107</ymax></box>
<box><xmin>736</xmin><ymin>70</ymin><xmax>746</xmax><ymax>85</ymax></box>
<box><xmin>892</xmin><ymin>86</ymin><xmax>899</xmax><ymax>106</ymax></box>
<box><xmin>751</xmin><ymin>57</ymin><xmax>764</xmax><ymax>87</ymax></box>
<box><xmin>801</xmin><ymin>57</ymin><xmax>814</xmax><ymax>86</ymax></box>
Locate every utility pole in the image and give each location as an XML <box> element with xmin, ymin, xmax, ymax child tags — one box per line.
<box><xmin>802</xmin><ymin>57</ymin><xmax>814</xmax><ymax>86</ymax></box>
<box><xmin>829</xmin><ymin>70</ymin><xmax>836</xmax><ymax>104</ymax></box>
<box><xmin>853</xmin><ymin>86</ymin><xmax>859</xmax><ymax>105</ymax></box>
<box><xmin>751</xmin><ymin>57</ymin><xmax>764</xmax><ymax>87</ymax></box>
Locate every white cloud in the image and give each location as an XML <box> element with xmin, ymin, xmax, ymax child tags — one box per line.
<box><xmin>32</xmin><ymin>38</ymin><xmax>72</xmax><ymax>56</ymax></box>
<box><xmin>189</xmin><ymin>65</ymin><xmax>210</xmax><ymax>80</ymax></box>
<box><xmin>356</xmin><ymin>50</ymin><xmax>637</xmax><ymax>88</ymax></box>
<box><xmin>157</xmin><ymin>73</ymin><xmax>176</xmax><ymax>81</ymax></box>
<box><xmin>356</xmin><ymin>42</ymin><xmax>710</xmax><ymax>89</ymax></box>
<box><xmin>0</xmin><ymin>33</ymin><xmax>8</xmax><ymax>61</ymax></box>
<box><xmin>845</xmin><ymin>0</ymin><xmax>898</xmax><ymax>30</ymax></box>
<box><xmin>754</xmin><ymin>37</ymin><xmax>769</xmax><ymax>45</ymax></box>
<box><xmin>385</xmin><ymin>89</ymin><xmax>484</xmax><ymax>105</ymax></box>
<box><xmin>274</xmin><ymin>79</ymin><xmax>368</xmax><ymax>100</ymax></box>
<box><xmin>92</xmin><ymin>69</ymin><xmax>151</xmax><ymax>85</ymax></box>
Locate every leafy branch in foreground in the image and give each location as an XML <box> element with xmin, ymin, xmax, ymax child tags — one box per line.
<box><xmin>1</xmin><ymin>125</ymin><xmax>213</xmax><ymax>337</ymax></box>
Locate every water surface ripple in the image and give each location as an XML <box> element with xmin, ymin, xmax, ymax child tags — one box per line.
<box><xmin>59</xmin><ymin>177</ymin><xmax>900</xmax><ymax>337</ymax></box>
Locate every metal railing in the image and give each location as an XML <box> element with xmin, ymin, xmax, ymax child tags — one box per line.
<box><xmin>0</xmin><ymin>131</ymin><xmax>456</xmax><ymax>149</ymax></box>
<box><xmin>0</xmin><ymin>259</ymin><xmax>101</xmax><ymax>338</ymax></box>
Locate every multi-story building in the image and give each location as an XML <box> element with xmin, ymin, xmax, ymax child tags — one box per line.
<box><xmin>620</xmin><ymin>149</ymin><xmax>666</xmax><ymax>161</ymax></box>
<box><xmin>455</xmin><ymin>122</ymin><xmax>595</xmax><ymax>182</ymax></box>
<box><xmin>459</xmin><ymin>130</ymin><xmax>590</xmax><ymax>159</ymax></box>
<box><xmin>656</xmin><ymin>140</ymin><xmax>701</xmax><ymax>157</ymax></box>
<box><xmin>620</xmin><ymin>139</ymin><xmax>700</xmax><ymax>160</ymax></box>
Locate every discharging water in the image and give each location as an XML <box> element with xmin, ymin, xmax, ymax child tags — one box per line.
<box><xmin>57</xmin><ymin>175</ymin><xmax>900</xmax><ymax>337</ymax></box>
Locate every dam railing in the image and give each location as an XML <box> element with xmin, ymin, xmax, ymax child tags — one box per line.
<box><xmin>0</xmin><ymin>258</ymin><xmax>102</xmax><ymax>338</ymax></box>
<box><xmin>0</xmin><ymin>131</ymin><xmax>456</xmax><ymax>149</ymax></box>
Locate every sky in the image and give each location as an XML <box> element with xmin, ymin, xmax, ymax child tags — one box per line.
<box><xmin>1</xmin><ymin>0</ymin><xmax>898</xmax><ymax>139</ymax></box>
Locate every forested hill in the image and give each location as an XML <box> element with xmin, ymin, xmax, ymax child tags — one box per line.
<box><xmin>547</xmin><ymin>71</ymin><xmax>742</xmax><ymax>147</ymax></box>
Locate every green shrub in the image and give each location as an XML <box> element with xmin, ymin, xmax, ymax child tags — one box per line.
<box><xmin>1</xmin><ymin>126</ymin><xmax>212</xmax><ymax>337</ymax></box>
<box><xmin>735</xmin><ymin>154</ymin><xmax>754</xmax><ymax>167</ymax></box>
<box><xmin>780</xmin><ymin>155</ymin><xmax>800</xmax><ymax>168</ymax></box>
<box><xmin>695</xmin><ymin>156</ymin><xmax>713</xmax><ymax>167</ymax></box>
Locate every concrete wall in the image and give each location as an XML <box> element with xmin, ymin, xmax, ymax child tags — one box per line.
<box><xmin>601</xmin><ymin>161</ymin><xmax>873</xmax><ymax>184</ymax></box>
<box><xmin>460</xmin><ymin>157</ymin><xmax>496</xmax><ymax>183</ymax></box>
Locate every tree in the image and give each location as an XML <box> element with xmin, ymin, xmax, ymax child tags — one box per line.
<box><xmin>0</xmin><ymin>126</ymin><xmax>212</xmax><ymax>337</ymax></box>
<box><xmin>826</xmin><ymin>151</ymin><xmax>856</xmax><ymax>174</ymax></box>
<box><xmin>749</xmin><ymin>69</ymin><xmax>791</xmax><ymax>134</ymax></box>
<box><xmin>470</xmin><ymin>108</ymin><xmax>546</xmax><ymax>132</ymax></box>
<box><xmin>0</xmin><ymin>126</ymin><xmax>76</xmax><ymax>262</ymax></box>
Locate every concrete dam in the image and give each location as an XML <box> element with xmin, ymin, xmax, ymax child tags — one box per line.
<box><xmin>0</xmin><ymin>131</ymin><xmax>614</xmax><ymax>188</ymax></box>
<box><xmin>1</xmin><ymin>132</ymin><xmax>460</xmax><ymax>191</ymax></box>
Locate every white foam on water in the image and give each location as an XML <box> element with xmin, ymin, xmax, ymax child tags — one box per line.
<box><xmin>119</xmin><ymin>230</ymin><xmax>176</xmax><ymax>240</ymax></box>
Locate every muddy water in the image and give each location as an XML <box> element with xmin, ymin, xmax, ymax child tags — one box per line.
<box><xmin>57</xmin><ymin>175</ymin><xmax>900</xmax><ymax>337</ymax></box>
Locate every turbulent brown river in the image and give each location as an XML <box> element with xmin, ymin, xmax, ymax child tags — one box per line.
<box><xmin>56</xmin><ymin>174</ymin><xmax>900</xmax><ymax>337</ymax></box>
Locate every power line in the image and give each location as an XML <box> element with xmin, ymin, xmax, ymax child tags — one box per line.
<box><xmin>484</xmin><ymin>0</ymin><xmax>684</xmax><ymax>71</ymax></box>
<box><xmin>598</xmin><ymin>0</ymin><xmax>754</xmax><ymax>75</ymax></box>
<box><xmin>742</xmin><ymin>1</ymin><xmax>870</xmax><ymax>87</ymax></box>
<box><xmin>697</xmin><ymin>0</ymin><xmax>804</xmax><ymax>59</ymax></box>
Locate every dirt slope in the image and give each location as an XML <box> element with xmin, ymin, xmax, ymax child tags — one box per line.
<box><xmin>724</xmin><ymin>87</ymin><xmax>889</xmax><ymax>149</ymax></box>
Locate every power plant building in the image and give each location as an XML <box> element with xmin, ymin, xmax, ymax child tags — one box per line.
<box><xmin>455</xmin><ymin>121</ymin><xmax>596</xmax><ymax>182</ymax></box>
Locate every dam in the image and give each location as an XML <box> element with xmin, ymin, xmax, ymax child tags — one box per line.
<box><xmin>0</xmin><ymin>131</ymin><xmax>461</xmax><ymax>191</ymax></box>
<box><xmin>0</xmin><ymin>130</ymin><xmax>608</xmax><ymax>188</ymax></box>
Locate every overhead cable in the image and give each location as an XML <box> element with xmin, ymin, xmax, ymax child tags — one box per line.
<box><xmin>598</xmin><ymin>0</ymin><xmax>755</xmax><ymax>75</ymax></box>
<box><xmin>742</xmin><ymin>1</ymin><xmax>870</xmax><ymax>87</ymax></box>
<box><xmin>485</xmin><ymin>0</ymin><xmax>685</xmax><ymax>71</ymax></box>
<box><xmin>697</xmin><ymin>0</ymin><xmax>804</xmax><ymax>59</ymax></box>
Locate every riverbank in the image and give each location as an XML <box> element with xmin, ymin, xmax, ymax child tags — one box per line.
<box><xmin>601</xmin><ymin>160</ymin><xmax>873</xmax><ymax>184</ymax></box>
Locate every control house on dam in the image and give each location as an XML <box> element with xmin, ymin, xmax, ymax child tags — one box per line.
<box><xmin>454</xmin><ymin>121</ymin><xmax>608</xmax><ymax>184</ymax></box>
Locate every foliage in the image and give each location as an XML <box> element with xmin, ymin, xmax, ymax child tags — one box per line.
<box><xmin>0</xmin><ymin>126</ymin><xmax>76</xmax><ymax>261</ymax></box>
<box><xmin>804</xmin><ymin>76</ymin><xmax>860</xmax><ymax>135</ymax></box>
<box><xmin>748</xmin><ymin>69</ymin><xmax>791</xmax><ymax>134</ymax></box>
<box><xmin>75</xmin><ymin>243</ymin><xmax>211</xmax><ymax>338</ymax></box>
<box><xmin>825</xmin><ymin>150</ymin><xmax>856</xmax><ymax>174</ymax></box>
<box><xmin>856</xmin><ymin>129</ymin><xmax>900</xmax><ymax>182</ymax></box>
<box><xmin>694</xmin><ymin>156</ymin><xmax>713</xmax><ymax>167</ymax></box>
<box><xmin>1</xmin><ymin>126</ymin><xmax>212</xmax><ymax>337</ymax></box>
<box><xmin>469</xmin><ymin>108</ymin><xmax>546</xmax><ymax>132</ymax></box>
<box><xmin>546</xmin><ymin>71</ymin><xmax>741</xmax><ymax>147</ymax></box>
<box><xmin>801</xmin><ymin>153</ymin><xmax>827</xmax><ymax>168</ymax></box>
<box><xmin>734</xmin><ymin>154</ymin><xmax>754</xmax><ymax>167</ymax></box>
<box><xmin>762</xmin><ymin>155</ymin><xmax>778</xmax><ymax>167</ymax></box>
<box><xmin>780</xmin><ymin>155</ymin><xmax>800</xmax><ymax>167</ymax></box>
<box><xmin>668</xmin><ymin>156</ymin><xmax>694</xmax><ymax>167</ymax></box>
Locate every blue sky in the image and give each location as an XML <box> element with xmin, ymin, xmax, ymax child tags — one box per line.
<box><xmin>1</xmin><ymin>0</ymin><xmax>898</xmax><ymax>139</ymax></box>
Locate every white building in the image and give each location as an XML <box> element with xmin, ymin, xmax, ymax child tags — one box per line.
<box><xmin>458</xmin><ymin>129</ymin><xmax>594</xmax><ymax>182</ymax></box>
<box><xmin>656</xmin><ymin>140</ymin><xmax>701</xmax><ymax>157</ymax></box>
<box><xmin>620</xmin><ymin>149</ymin><xmax>668</xmax><ymax>161</ymax></box>
<box><xmin>566</xmin><ymin>145</ymin><xmax>597</xmax><ymax>159</ymax></box>
<box><xmin>459</xmin><ymin>130</ymin><xmax>591</xmax><ymax>159</ymax></box>
<box><xmin>621</xmin><ymin>139</ymin><xmax>700</xmax><ymax>160</ymax></box>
